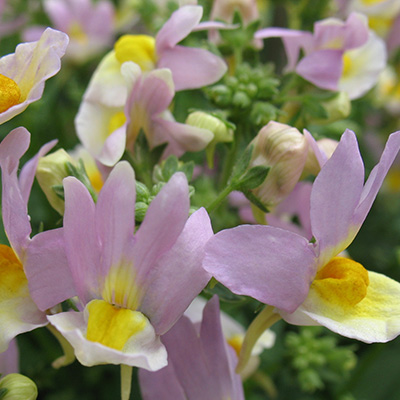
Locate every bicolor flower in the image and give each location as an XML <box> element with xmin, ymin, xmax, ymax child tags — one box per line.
<box><xmin>76</xmin><ymin>67</ymin><xmax>214</xmax><ymax>166</ymax></box>
<box><xmin>184</xmin><ymin>296</ymin><xmax>275</xmax><ymax>379</ymax></box>
<box><xmin>82</xmin><ymin>4</ymin><xmax>227</xmax><ymax>109</ymax></box>
<box><xmin>204</xmin><ymin>129</ymin><xmax>400</xmax><ymax>344</ymax></box>
<box><xmin>139</xmin><ymin>295</ymin><xmax>245</xmax><ymax>400</ymax></box>
<box><xmin>0</xmin><ymin>28</ymin><xmax>68</xmax><ymax>124</ymax></box>
<box><xmin>47</xmin><ymin>162</ymin><xmax>213</xmax><ymax>369</ymax></box>
<box><xmin>255</xmin><ymin>13</ymin><xmax>386</xmax><ymax>99</ymax></box>
<box><xmin>0</xmin><ymin>128</ymin><xmax>75</xmax><ymax>353</ymax></box>
<box><xmin>23</xmin><ymin>0</ymin><xmax>115</xmax><ymax>63</ymax></box>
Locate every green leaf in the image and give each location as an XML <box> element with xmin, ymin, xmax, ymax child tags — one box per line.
<box><xmin>162</xmin><ymin>155</ymin><xmax>179</xmax><ymax>181</ymax></box>
<box><xmin>236</xmin><ymin>165</ymin><xmax>270</xmax><ymax>190</ymax></box>
<box><xmin>242</xmin><ymin>190</ymin><xmax>269</xmax><ymax>213</ymax></box>
<box><xmin>0</xmin><ymin>388</ymin><xmax>8</xmax><ymax>399</ymax></box>
<box><xmin>231</xmin><ymin>144</ymin><xmax>254</xmax><ymax>180</ymax></box>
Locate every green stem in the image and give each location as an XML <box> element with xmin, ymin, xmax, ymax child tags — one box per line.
<box><xmin>206</xmin><ymin>183</ymin><xmax>235</xmax><ymax>214</ymax></box>
<box><xmin>220</xmin><ymin>136</ymin><xmax>239</xmax><ymax>190</ymax></box>
<box><xmin>121</xmin><ymin>365</ymin><xmax>133</xmax><ymax>400</ymax></box>
<box><xmin>252</xmin><ymin>371</ymin><xmax>278</xmax><ymax>399</ymax></box>
<box><xmin>236</xmin><ymin>306</ymin><xmax>281</xmax><ymax>374</ymax></box>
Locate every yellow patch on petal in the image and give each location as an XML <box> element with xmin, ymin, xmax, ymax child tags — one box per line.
<box><xmin>102</xmin><ymin>263</ymin><xmax>141</xmax><ymax>310</ymax></box>
<box><xmin>86</xmin><ymin>299</ymin><xmax>147</xmax><ymax>351</ymax></box>
<box><xmin>342</xmin><ymin>53</ymin><xmax>352</xmax><ymax>78</ymax></box>
<box><xmin>0</xmin><ymin>245</ymin><xmax>27</xmax><ymax>301</ymax></box>
<box><xmin>312</xmin><ymin>257</ymin><xmax>369</xmax><ymax>308</ymax></box>
<box><xmin>0</xmin><ymin>74</ymin><xmax>21</xmax><ymax>113</ymax></box>
<box><xmin>227</xmin><ymin>333</ymin><xmax>243</xmax><ymax>357</ymax></box>
<box><xmin>368</xmin><ymin>16</ymin><xmax>394</xmax><ymax>37</ymax></box>
<box><xmin>108</xmin><ymin>111</ymin><xmax>126</xmax><ymax>135</ymax></box>
<box><xmin>360</xmin><ymin>0</ymin><xmax>386</xmax><ymax>5</ymax></box>
<box><xmin>114</xmin><ymin>35</ymin><xmax>156</xmax><ymax>71</ymax></box>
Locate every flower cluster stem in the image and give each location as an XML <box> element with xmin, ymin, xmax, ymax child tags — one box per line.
<box><xmin>121</xmin><ymin>365</ymin><xmax>133</xmax><ymax>400</ymax></box>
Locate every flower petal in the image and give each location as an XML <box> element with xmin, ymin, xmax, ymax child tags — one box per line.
<box><xmin>289</xmin><ymin>271</ymin><xmax>400</xmax><ymax>343</ymax></box>
<box><xmin>158</xmin><ymin>45</ymin><xmax>227</xmax><ymax>91</ymax></box>
<box><xmin>24</xmin><ymin>228</ymin><xmax>76</xmax><ymax>311</ymax></box>
<box><xmin>48</xmin><ymin>310</ymin><xmax>167</xmax><ymax>370</ymax></box>
<box><xmin>0</xmin><ymin>338</ymin><xmax>19</xmax><ymax>374</ymax></box>
<box><xmin>63</xmin><ymin>177</ymin><xmax>100</xmax><ymax>305</ymax></box>
<box><xmin>203</xmin><ymin>225</ymin><xmax>317</xmax><ymax>313</ymax></box>
<box><xmin>96</xmin><ymin>161</ymin><xmax>136</xmax><ymax>277</ymax></box>
<box><xmin>140</xmin><ymin>208</ymin><xmax>213</xmax><ymax>335</ymax></box>
<box><xmin>310</xmin><ymin>130</ymin><xmax>364</xmax><ymax>266</ymax></box>
<box><xmin>156</xmin><ymin>5</ymin><xmax>203</xmax><ymax>51</ymax></box>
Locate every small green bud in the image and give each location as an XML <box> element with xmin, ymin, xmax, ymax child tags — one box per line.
<box><xmin>232</xmin><ymin>91</ymin><xmax>251</xmax><ymax>108</ymax></box>
<box><xmin>0</xmin><ymin>374</ymin><xmax>38</xmax><ymax>400</ymax></box>
<box><xmin>135</xmin><ymin>202</ymin><xmax>148</xmax><ymax>223</ymax></box>
<box><xmin>36</xmin><ymin>149</ymin><xmax>76</xmax><ymax>215</ymax></box>
<box><xmin>135</xmin><ymin>181</ymin><xmax>150</xmax><ymax>203</ymax></box>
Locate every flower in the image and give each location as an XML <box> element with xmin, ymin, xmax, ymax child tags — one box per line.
<box><xmin>47</xmin><ymin>162</ymin><xmax>213</xmax><ymax>369</ymax></box>
<box><xmin>0</xmin><ymin>128</ymin><xmax>75</xmax><ymax>352</ymax></box>
<box><xmin>76</xmin><ymin>67</ymin><xmax>214</xmax><ymax>166</ymax></box>
<box><xmin>255</xmin><ymin>13</ymin><xmax>386</xmax><ymax>99</ymax></box>
<box><xmin>139</xmin><ymin>296</ymin><xmax>245</xmax><ymax>400</ymax></box>
<box><xmin>23</xmin><ymin>0</ymin><xmax>115</xmax><ymax>63</ymax></box>
<box><xmin>204</xmin><ymin>129</ymin><xmax>400</xmax><ymax>344</ymax></box>
<box><xmin>0</xmin><ymin>28</ymin><xmax>68</xmax><ymax>124</ymax></box>
<box><xmin>0</xmin><ymin>339</ymin><xmax>18</xmax><ymax>375</ymax></box>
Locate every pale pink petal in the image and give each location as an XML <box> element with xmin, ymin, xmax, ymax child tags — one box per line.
<box><xmin>310</xmin><ymin>130</ymin><xmax>364</xmax><ymax>266</ymax></box>
<box><xmin>203</xmin><ymin>226</ymin><xmax>317</xmax><ymax>313</ymax></box>
<box><xmin>24</xmin><ymin>229</ymin><xmax>76</xmax><ymax>312</ymax></box>
<box><xmin>133</xmin><ymin>173</ymin><xmax>190</xmax><ymax>286</ymax></box>
<box><xmin>95</xmin><ymin>162</ymin><xmax>136</xmax><ymax>277</ymax></box>
<box><xmin>353</xmin><ymin>130</ymin><xmax>400</xmax><ymax>228</ymax></box>
<box><xmin>158</xmin><ymin>45</ymin><xmax>227</xmax><ymax>91</ymax></box>
<box><xmin>63</xmin><ymin>177</ymin><xmax>101</xmax><ymax>305</ymax></box>
<box><xmin>0</xmin><ymin>128</ymin><xmax>31</xmax><ymax>258</ymax></box>
<box><xmin>0</xmin><ymin>339</ymin><xmax>19</xmax><ymax>374</ymax></box>
<box><xmin>296</xmin><ymin>49</ymin><xmax>343</xmax><ymax>91</ymax></box>
<box><xmin>97</xmin><ymin>125</ymin><xmax>126</xmax><ymax>167</ymax></box>
<box><xmin>140</xmin><ymin>208</ymin><xmax>213</xmax><ymax>335</ymax></box>
<box><xmin>156</xmin><ymin>5</ymin><xmax>203</xmax><ymax>52</ymax></box>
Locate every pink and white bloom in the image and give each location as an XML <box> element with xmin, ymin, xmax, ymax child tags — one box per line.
<box><xmin>23</xmin><ymin>0</ymin><xmax>115</xmax><ymax>62</ymax></box>
<box><xmin>47</xmin><ymin>162</ymin><xmax>213</xmax><ymax>369</ymax></box>
<box><xmin>204</xmin><ymin>129</ymin><xmax>400</xmax><ymax>343</ymax></box>
<box><xmin>0</xmin><ymin>28</ymin><xmax>68</xmax><ymax>124</ymax></box>
<box><xmin>139</xmin><ymin>296</ymin><xmax>245</xmax><ymax>400</ymax></box>
<box><xmin>255</xmin><ymin>13</ymin><xmax>386</xmax><ymax>99</ymax></box>
<box><xmin>0</xmin><ymin>128</ymin><xmax>75</xmax><ymax>352</ymax></box>
<box><xmin>83</xmin><ymin>5</ymin><xmax>227</xmax><ymax>109</ymax></box>
<box><xmin>76</xmin><ymin>67</ymin><xmax>213</xmax><ymax>166</ymax></box>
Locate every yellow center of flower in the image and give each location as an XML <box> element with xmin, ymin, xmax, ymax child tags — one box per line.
<box><xmin>0</xmin><ymin>245</ymin><xmax>27</xmax><ymax>301</ymax></box>
<box><xmin>368</xmin><ymin>16</ymin><xmax>394</xmax><ymax>36</ymax></box>
<box><xmin>312</xmin><ymin>257</ymin><xmax>369</xmax><ymax>308</ymax></box>
<box><xmin>114</xmin><ymin>34</ymin><xmax>157</xmax><ymax>71</ymax></box>
<box><xmin>342</xmin><ymin>53</ymin><xmax>352</xmax><ymax>78</ymax></box>
<box><xmin>227</xmin><ymin>334</ymin><xmax>244</xmax><ymax>357</ymax></box>
<box><xmin>86</xmin><ymin>299</ymin><xmax>147</xmax><ymax>350</ymax></box>
<box><xmin>360</xmin><ymin>0</ymin><xmax>386</xmax><ymax>5</ymax></box>
<box><xmin>68</xmin><ymin>22</ymin><xmax>88</xmax><ymax>44</ymax></box>
<box><xmin>108</xmin><ymin>111</ymin><xmax>127</xmax><ymax>135</ymax></box>
<box><xmin>0</xmin><ymin>74</ymin><xmax>21</xmax><ymax>113</ymax></box>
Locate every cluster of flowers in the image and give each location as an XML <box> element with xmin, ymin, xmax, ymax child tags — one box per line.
<box><xmin>1</xmin><ymin>0</ymin><xmax>400</xmax><ymax>399</ymax></box>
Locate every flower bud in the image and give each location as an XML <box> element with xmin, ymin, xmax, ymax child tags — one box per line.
<box><xmin>36</xmin><ymin>149</ymin><xmax>76</xmax><ymax>215</ymax></box>
<box><xmin>313</xmin><ymin>92</ymin><xmax>351</xmax><ymax>124</ymax></box>
<box><xmin>249</xmin><ymin>121</ymin><xmax>308</xmax><ymax>207</ymax></box>
<box><xmin>186</xmin><ymin>111</ymin><xmax>234</xmax><ymax>167</ymax></box>
<box><xmin>303</xmin><ymin>138</ymin><xmax>339</xmax><ymax>177</ymax></box>
<box><xmin>0</xmin><ymin>373</ymin><xmax>38</xmax><ymax>400</ymax></box>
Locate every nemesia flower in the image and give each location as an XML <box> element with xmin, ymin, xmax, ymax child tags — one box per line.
<box><xmin>23</xmin><ymin>0</ymin><xmax>115</xmax><ymax>63</ymax></box>
<box><xmin>204</xmin><ymin>129</ymin><xmax>400</xmax><ymax>344</ymax></box>
<box><xmin>83</xmin><ymin>4</ymin><xmax>227</xmax><ymax>108</ymax></box>
<box><xmin>0</xmin><ymin>128</ymin><xmax>75</xmax><ymax>352</ymax></box>
<box><xmin>255</xmin><ymin>13</ymin><xmax>386</xmax><ymax>99</ymax></box>
<box><xmin>139</xmin><ymin>296</ymin><xmax>245</xmax><ymax>400</ymax></box>
<box><xmin>0</xmin><ymin>339</ymin><xmax>18</xmax><ymax>375</ymax></box>
<box><xmin>0</xmin><ymin>28</ymin><xmax>68</xmax><ymax>124</ymax></box>
<box><xmin>184</xmin><ymin>296</ymin><xmax>275</xmax><ymax>379</ymax></box>
<box><xmin>76</xmin><ymin>66</ymin><xmax>213</xmax><ymax>166</ymax></box>
<box><xmin>47</xmin><ymin>162</ymin><xmax>213</xmax><ymax>369</ymax></box>
<box><xmin>248</xmin><ymin>121</ymin><xmax>309</xmax><ymax>208</ymax></box>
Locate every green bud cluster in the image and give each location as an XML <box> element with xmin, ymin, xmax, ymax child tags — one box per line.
<box><xmin>205</xmin><ymin>63</ymin><xmax>280</xmax><ymax>113</ymax></box>
<box><xmin>285</xmin><ymin>327</ymin><xmax>357</xmax><ymax>394</ymax></box>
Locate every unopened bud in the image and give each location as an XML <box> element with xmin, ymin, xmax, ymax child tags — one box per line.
<box><xmin>304</xmin><ymin>138</ymin><xmax>339</xmax><ymax>176</ymax></box>
<box><xmin>0</xmin><ymin>373</ymin><xmax>38</xmax><ymax>400</ymax></box>
<box><xmin>186</xmin><ymin>111</ymin><xmax>234</xmax><ymax>167</ymax></box>
<box><xmin>314</xmin><ymin>92</ymin><xmax>351</xmax><ymax>124</ymax></box>
<box><xmin>36</xmin><ymin>149</ymin><xmax>76</xmax><ymax>215</ymax></box>
<box><xmin>249</xmin><ymin>121</ymin><xmax>308</xmax><ymax>207</ymax></box>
